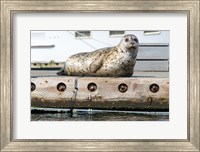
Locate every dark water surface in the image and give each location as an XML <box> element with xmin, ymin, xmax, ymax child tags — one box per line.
<box><xmin>31</xmin><ymin>108</ymin><xmax>169</xmax><ymax>121</ymax></box>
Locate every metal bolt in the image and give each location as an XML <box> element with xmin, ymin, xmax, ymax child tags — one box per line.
<box><xmin>31</xmin><ymin>82</ymin><xmax>36</xmax><ymax>91</ymax></box>
<box><xmin>87</xmin><ymin>83</ymin><xmax>97</xmax><ymax>92</ymax></box>
<box><xmin>118</xmin><ymin>83</ymin><xmax>128</xmax><ymax>93</ymax></box>
<box><xmin>57</xmin><ymin>82</ymin><xmax>66</xmax><ymax>92</ymax></box>
<box><xmin>150</xmin><ymin>83</ymin><xmax>159</xmax><ymax>93</ymax></box>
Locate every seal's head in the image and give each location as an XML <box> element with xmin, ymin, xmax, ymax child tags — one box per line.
<box><xmin>119</xmin><ymin>34</ymin><xmax>139</xmax><ymax>51</ymax></box>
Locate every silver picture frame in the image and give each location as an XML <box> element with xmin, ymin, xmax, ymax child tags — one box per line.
<box><xmin>1</xmin><ymin>0</ymin><xmax>199</xmax><ymax>151</ymax></box>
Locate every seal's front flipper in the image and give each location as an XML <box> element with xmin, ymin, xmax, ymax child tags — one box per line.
<box><xmin>89</xmin><ymin>55</ymin><xmax>104</xmax><ymax>73</ymax></box>
<box><xmin>56</xmin><ymin>67</ymin><xmax>66</xmax><ymax>75</ymax></box>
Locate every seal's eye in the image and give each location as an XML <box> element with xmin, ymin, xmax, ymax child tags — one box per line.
<box><xmin>125</xmin><ymin>38</ymin><xmax>129</xmax><ymax>42</ymax></box>
<box><xmin>134</xmin><ymin>38</ymin><xmax>138</xmax><ymax>43</ymax></box>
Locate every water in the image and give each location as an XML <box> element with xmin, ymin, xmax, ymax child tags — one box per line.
<box><xmin>31</xmin><ymin>108</ymin><xmax>169</xmax><ymax>121</ymax></box>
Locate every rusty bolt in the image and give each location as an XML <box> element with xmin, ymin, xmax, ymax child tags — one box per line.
<box><xmin>150</xmin><ymin>83</ymin><xmax>159</xmax><ymax>93</ymax></box>
<box><xmin>87</xmin><ymin>83</ymin><xmax>97</xmax><ymax>92</ymax></box>
<box><xmin>118</xmin><ymin>83</ymin><xmax>128</xmax><ymax>93</ymax></box>
<box><xmin>31</xmin><ymin>82</ymin><xmax>36</xmax><ymax>92</ymax></box>
<box><xmin>57</xmin><ymin>82</ymin><xmax>66</xmax><ymax>92</ymax></box>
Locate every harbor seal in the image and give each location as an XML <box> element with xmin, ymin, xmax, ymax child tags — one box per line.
<box><xmin>57</xmin><ymin>34</ymin><xmax>139</xmax><ymax>77</ymax></box>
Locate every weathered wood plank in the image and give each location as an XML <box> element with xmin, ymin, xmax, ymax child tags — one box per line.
<box><xmin>31</xmin><ymin>77</ymin><xmax>169</xmax><ymax>110</ymax></box>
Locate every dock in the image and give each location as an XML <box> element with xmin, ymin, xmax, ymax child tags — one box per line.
<box><xmin>31</xmin><ymin>69</ymin><xmax>169</xmax><ymax>111</ymax></box>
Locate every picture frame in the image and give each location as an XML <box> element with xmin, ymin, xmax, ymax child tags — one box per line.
<box><xmin>0</xmin><ymin>0</ymin><xmax>199</xmax><ymax>151</ymax></box>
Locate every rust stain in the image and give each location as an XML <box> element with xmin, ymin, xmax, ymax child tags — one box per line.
<box><xmin>92</xmin><ymin>95</ymin><xmax>103</xmax><ymax>100</ymax></box>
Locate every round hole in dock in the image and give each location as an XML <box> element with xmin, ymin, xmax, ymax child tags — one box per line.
<box><xmin>118</xmin><ymin>83</ymin><xmax>128</xmax><ymax>93</ymax></box>
<box><xmin>31</xmin><ymin>82</ymin><xmax>36</xmax><ymax>91</ymax></box>
<box><xmin>87</xmin><ymin>83</ymin><xmax>97</xmax><ymax>92</ymax></box>
<box><xmin>57</xmin><ymin>82</ymin><xmax>67</xmax><ymax>92</ymax></box>
<box><xmin>149</xmin><ymin>83</ymin><xmax>159</xmax><ymax>93</ymax></box>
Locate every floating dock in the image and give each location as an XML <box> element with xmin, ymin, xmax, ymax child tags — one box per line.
<box><xmin>31</xmin><ymin>75</ymin><xmax>169</xmax><ymax>111</ymax></box>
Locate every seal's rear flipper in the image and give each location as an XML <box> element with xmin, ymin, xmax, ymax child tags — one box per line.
<box><xmin>56</xmin><ymin>68</ymin><xmax>66</xmax><ymax>75</ymax></box>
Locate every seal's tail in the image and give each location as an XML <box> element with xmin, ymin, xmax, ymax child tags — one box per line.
<box><xmin>56</xmin><ymin>67</ymin><xmax>66</xmax><ymax>75</ymax></box>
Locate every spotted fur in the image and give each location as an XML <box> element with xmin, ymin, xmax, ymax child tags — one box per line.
<box><xmin>57</xmin><ymin>34</ymin><xmax>139</xmax><ymax>77</ymax></box>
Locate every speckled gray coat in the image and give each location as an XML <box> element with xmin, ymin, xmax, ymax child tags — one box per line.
<box><xmin>57</xmin><ymin>34</ymin><xmax>139</xmax><ymax>77</ymax></box>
